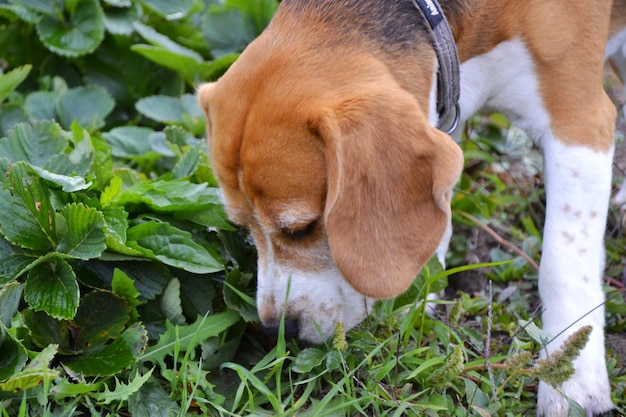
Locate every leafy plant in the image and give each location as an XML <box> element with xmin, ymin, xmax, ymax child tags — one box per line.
<box><xmin>1</xmin><ymin>0</ymin><xmax>625</xmax><ymax>416</ymax></box>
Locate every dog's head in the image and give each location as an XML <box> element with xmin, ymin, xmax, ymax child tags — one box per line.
<box><xmin>198</xmin><ymin>23</ymin><xmax>463</xmax><ymax>343</ymax></box>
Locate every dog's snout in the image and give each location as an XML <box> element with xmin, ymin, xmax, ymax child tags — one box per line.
<box><xmin>260</xmin><ymin>319</ymin><xmax>300</xmax><ymax>340</ymax></box>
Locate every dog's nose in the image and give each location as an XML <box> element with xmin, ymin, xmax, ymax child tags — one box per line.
<box><xmin>260</xmin><ymin>319</ymin><xmax>300</xmax><ymax>340</ymax></box>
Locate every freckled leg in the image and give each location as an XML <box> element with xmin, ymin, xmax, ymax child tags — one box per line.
<box><xmin>537</xmin><ymin>136</ymin><xmax>614</xmax><ymax>416</ymax></box>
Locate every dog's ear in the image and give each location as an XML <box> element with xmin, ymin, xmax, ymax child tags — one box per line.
<box><xmin>313</xmin><ymin>84</ymin><xmax>463</xmax><ymax>299</ymax></box>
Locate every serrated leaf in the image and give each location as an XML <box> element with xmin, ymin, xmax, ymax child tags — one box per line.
<box><xmin>101</xmin><ymin>176</ymin><xmax>123</xmax><ymax>207</ymax></box>
<box><xmin>0</xmin><ymin>239</ymin><xmax>36</xmax><ymax>284</ymax></box>
<box><xmin>66</xmin><ymin>322</ymin><xmax>148</xmax><ymax>376</ymax></box>
<box><xmin>127</xmin><ymin>221</ymin><xmax>222</xmax><ymax>274</ymax></box>
<box><xmin>11</xmin><ymin>0</ymin><xmax>61</xmax><ymax>17</ymax></box>
<box><xmin>24</xmin><ymin>258</ymin><xmax>79</xmax><ymax>320</ymax></box>
<box><xmin>24</xmin><ymin>90</ymin><xmax>60</xmax><ymax>121</ymax></box>
<box><xmin>103</xmin><ymin>2</ymin><xmax>139</xmax><ymax>35</ymax></box>
<box><xmin>95</xmin><ymin>368</ymin><xmax>153</xmax><ymax>405</ymax></box>
<box><xmin>35</xmin><ymin>0</ymin><xmax>105</xmax><ymax>57</ymax></box>
<box><xmin>161</xmin><ymin>278</ymin><xmax>185</xmax><ymax>325</ymax></box>
<box><xmin>114</xmin><ymin>180</ymin><xmax>222</xmax><ymax>211</ymax></box>
<box><xmin>57</xmin><ymin>203</ymin><xmax>107</xmax><ymax>260</ymax></box>
<box><xmin>102</xmin><ymin>126</ymin><xmax>160</xmax><ymax>158</ymax></box>
<box><xmin>0</xmin><ymin>64</ymin><xmax>31</xmax><ymax>103</ymax></box>
<box><xmin>0</xmin><ymin>3</ymin><xmax>39</xmax><ymax>23</ymax></box>
<box><xmin>172</xmin><ymin>143</ymin><xmax>202</xmax><ymax>179</ymax></box>
<box><xmin>135</xmin><ymin>95</ymin><xmax>185</xmax><ymax>124</ymax></box>
<box><xmin>71</xmin><ymin>291</ymin><xmax>131</xmax><ymax>352</ymax></box>
<box><xmin>51</xmin><ymin>378</ymin><xmax>105</xmax><ymax>400</ymax></box>
<box><xmin>142</xmin><ymin>312</ymin><xmax>240</xmax><ymax>367</ymax></box>
<box><xmin>31</xmin><ymin>165</ymin><xmax>92</xmax><ymax>192</ymax></box>
<box><xmin>112</xmin><ymin>268</ymin><xmax>141</xmax><ymax>322</ymax></box>
<box><xmin>102</xmin><ymin>206</ymin><xmax>142</xmax><ymax>257</ymax></box>
<box><xmin>0</xmin><ymin>344</ymin><xmax>59</xmax><ymax>393</ymax></box>
<box><xmin>0</xmin><ymin>167</ymin><xmax>56</xmax><ymax>251</ymax></box>
<box><xmin>23</xmin><ymin>310</ymin><xmax>71</xmax><ymax>352</ymax></box>
<box><xmin>0</xmin><ymin>120</ymin><xmax>68</xmax><ymax>167</ymax></box>
<box><xmin>103</xmin><ymin>0</ymin><xmax>131</xmax><ymax>7</ymax></box>
<box><xmin>139</xmin><ymin>0</ymin><xmax>193</xmax><ymax>19</ymax></box>
<box><xmin>56</xmin><ymin>86</ymin><xmax>114</xmax><ymax>130</ymax></box>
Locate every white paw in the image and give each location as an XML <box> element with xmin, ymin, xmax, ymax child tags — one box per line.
<box><xmin>536</xmin><ymin>366</ymin><xmax>613</xmax><ymax>417</ymax></box>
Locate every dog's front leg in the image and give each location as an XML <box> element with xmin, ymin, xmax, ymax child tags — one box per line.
<box><xmin>536</xmin><ymin>136</ymin><xmax>614</xmax><ymax>416</ymax></box>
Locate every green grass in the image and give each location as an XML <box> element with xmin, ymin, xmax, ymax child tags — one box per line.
<box><xmin>1</xmin><ymin>1</ymin><xmax>625</xmax><ymax>415</ymax></box>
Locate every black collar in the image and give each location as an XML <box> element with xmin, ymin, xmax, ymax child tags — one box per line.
<box><xmin>412</xmin><ymin>0</ymin><xmax>460</xmax><ymax>133</ymax></box>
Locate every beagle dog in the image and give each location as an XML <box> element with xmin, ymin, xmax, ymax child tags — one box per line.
<box><xmin>199</xmin><ymin>1</ymin><xmax>620</xmax><ymax>415</ymax></box>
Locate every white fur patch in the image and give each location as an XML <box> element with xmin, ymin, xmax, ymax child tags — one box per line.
<box><xmin>457</xmin><ymin>38</ymin><xmax>613</xmax><ymax>415</ymax></box>
<box><xmin>257</xmin><ymin>256</ymin><xmax>374</xmax><ymax>342</ymax></box>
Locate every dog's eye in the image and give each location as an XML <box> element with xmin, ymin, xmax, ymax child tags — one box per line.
<box><xmin>282</xmin><ymin>221</ymin><xmax>317</xmax><ymax>241</ymax></box>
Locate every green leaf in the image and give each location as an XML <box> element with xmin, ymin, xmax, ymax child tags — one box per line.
<box><xmin>112</xmin><ymin>268</ymin><xmax>141</xmax><ymax>322</ymax></box>
<box><xmin>35</xmin><ymin>0</ymin><xmax>105</xmax><ymax>57</ymax></box>
<box><xmin>178</xmin><ymin>272</ymin><xmax>215</xmax><ymax>318</ymax></box>
<box><xmin>0</xmin><ymin>104</ymin><xmax>30</xmax><ymax>137</ymax></box>
<box><xmin>0</xmin><ymin>164</ymin><xmax>56</xmax><ymax>251</ymax></box>
<box><xmin>101</xmin><ymin>176</ymin><xmax>123</xmax><ymax>207</ymax></box>
<box><xmin>133</xmin><ymin>22</ymin><xmax>202</xmax><ymax>60</ymax></box>
<box><xmin>0</xmin><ymin>121</ymin><xmax>67</xmax><ymax>168</ymax></box>
<box><xmin>56</xmin><ymin>86</ymin><xmax>114</xmax><ymax>130</ymax></box>
<box><xmin>0</xmin><ymin>65</ymin><xmax>31</xmax><ymax>103</ymax></box>
<box><xmin>23</xmin><ymin>310</ymin><xmax>71</xmax><ymax>352</ymax></box>
<box><xmin>0</xmin><ymin>282</ymin><xmax>24</xmax><ymax>327</ymax></box>
<box><xmin>139</xmin><ymin>0</ymin><xmax>194</xmax><ymax>20</ymax></box>
<box><xmin>103</xmin><ymin>126</ymin><xmax>161</xmax><ymax>158</ymax></box>
<box><xmin>161</xmin><ymin>278</ymin><xmax>185</xmax><ymax>325</ymax></box>
<box><xmin>0</xmin><ymin>325</ymin><xmax>28</xmax><ymax>381</ymax></box>
<box><xmin>57</xmin><ymin>203</ymin><xmax>107</xmax><ymax>260</ymax></box>
<box><xmin>95</xmin><ymin>368</ymin><xmax>153</xmax><ymax>405</ymax></box>
<box><xmin>51</xmin><ymin>378</ymin><xmax>105</xmax><ymax>400</ymax></box>
<box><xmin>103</xmin><ymin>2</ymin><xmax>140</xmax><ymax>35</ymax></box>
<box><xmin>0</xmin><ymin>344</ymin><xmax>59</xmax><ymax>393</ymax></box>
<box><xmin>142</xmin><ymin>312</ymin><xmax>239</xmax><ymax>367</ymax></box>
<box><xmin>224</xmin><ymin>270</ymin><xmax>257</xmax><ymax>322</ymax></box>
<box><xmin>102</xmin><ymin>207</ymin><xmax>144</xmax><ymax>257</ymax></box>
<box><xmin>31</xmin><ymin>165</ymin><xmax>92</xmax><ymax>192</ymax></box>
<box><xmin>71</xmin><ymin>291</ymin><xmax>130</xmax><ymax>353</ymax></box>
<box><xmin>520</xmin><ymin>319</ymin><xmax>552</xmax><ymax>347</ymax></box>
<box><xmin>202</xmin><ymin>7</ymin><xmax>256</xmax><ymax>57</ymax></box>
<box><xmin>24</xmin><ymin>258</ymin><xmax>79</xmax><ymax>320</ymax></box>
<box><xmin>114</xmin><ymin>180</ymin><xmax>222</xmax><ymax>211</ymax></box>
<box><xmin>12</xmin><ymin>0</ymin><xmax>62</xmax><ymax>17</ymax></box>
<box><xmin>0</xmin><ymin>239</ymin><xmax>36</xmax><ymax>284</ymax></box>
<box><xmin>132</xmin><ymin>44</ymin><xmax>238</xmax><ymax>83</ymax></box>
<box><xmin>174</xmin><ymin>205</ymin><xmax>235</xmax><ymax>230</ymax></box>
<box><xmin>23</xmin><ymin>90</ymin><xmax>59</xmax><ymax>121</ymax></box>
<box><xmin>127</xmin><ymin>221</ymin><xmax>223</xmax><ymax>274</ymax></box>
<box><xmin>128</xmin><ymin>378</ymin><xmax>179</xmax><ymax>417</ymax></box>
<box><xmin>292</xmin><ymin>348</ymin><xmax>326</xmax><ymax>373</ymax></box>
<box><xmin>135</xmin><ymin>95</ymin><xmax>186</xmax><ymax>124</ymax></box>
<box><xmin>66</xmin><ymin>322</ymin><xmax>148</xmax><ymax>376</ymax></box>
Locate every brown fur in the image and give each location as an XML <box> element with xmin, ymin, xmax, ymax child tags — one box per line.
<box><xmin>198</xmin><ymin>0</ymin><xmax>615</xmax><ymax>295</ymax></box>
